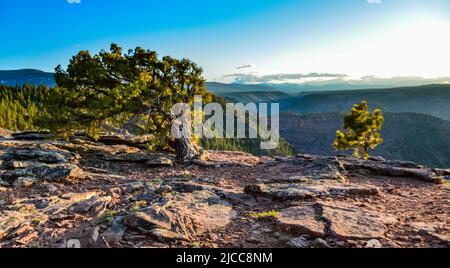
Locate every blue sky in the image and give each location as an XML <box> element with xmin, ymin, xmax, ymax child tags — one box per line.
<box><xmin>1</xmin><ymin>0</ymin><xmax>450</xmax><ymax>82</ymax></box>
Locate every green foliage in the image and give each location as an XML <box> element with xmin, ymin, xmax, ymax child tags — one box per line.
<box><xmin>333</xmin><ymin>101</ymin><xmax>384</xmax><ymax>159</ymax></box>
<box><xmin>100</xmin><ymin>210</ymin><xmax>119</xmax><ymax>224</ymax></box>
<box><xmin>0</xmin><ymin>84</ymin><xmax>50</xmax><ymax>131</ymax></box>
<box><xmin>0</xmin><ymin>46</ymin><xmax>295</xmax><ymax>158</ymax></box>
<box><xmin>200</xmin><ymin>95</ymin><xmax>296</xmax><ymax>156</ymax></box>
<box><xmin>0</xmin><ymin>84</ymin><xmax>294</xmax><ymax>157</ymax></box>
<box><xmin>41</xmin><ymin>44</ymin><xmax>212</xmax><ymax>150</ymax></box>
<box><xmin>201</xmin><ymin>137</ymin><xmax>295</xmax><ymax>156</ymax></box>
<box><xmin>245</xmin><ymin>210</ymin><xmax>279</xmax><ymax>221</ymax></box>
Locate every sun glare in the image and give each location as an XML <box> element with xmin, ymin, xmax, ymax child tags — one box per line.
<box><xmin>360</xmin><ymin>16</ymin><xmax>450</xmax><ymax>77</ymax></box>
<box><xmin>260</xmin><ymin>15</ymin><xmax>450</xmax><ymax>80</ymax></box>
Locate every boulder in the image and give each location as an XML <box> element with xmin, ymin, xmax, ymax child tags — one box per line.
<box><xmin>32</xmin><ymin>163</ymin><xmax>82</xmax><ymax>182</ymax></box>
<box><xmin>2</xmin><ymin>163</ymin><xmax>83</xmax><ymax>183</ymax></box>
<box><xmin>264</xmin><ymin>156</ymin><xmax>348</xmax><ymax>183</ymax></box>
<box><xmin>245</xmin><ymin>183</ymin><xmax>319</xmax><ymax>201</ymax></box>
<box><xmin>124</xmin><ymin>211</ymin><xmax>173</xmax><ymax>231</ymax></box>
<box><xmin>94</xmin><ymin>132</ymin><xmax>154</xmax><ymax>148</ymax></box>
<box><xmin>245</xmin><ymin>181</ymin><xmax>379</xmax><ymax>201</ymax></box>
<box><xmin>54</xmin><ymin>141</ymin><xmax>140</xmax><ymax>155</ymax></box>
<box><xmin>274</xmin><ymin>186</ymin><xmax>319</xmax><ymax>201</ymax></box>
<box><xmin>99</xmin><ymin>152</ymin><xmax>173</xmax><ymax>167</ymax></box>
<box><xmin>11</xmin><ymin>131</ymin><xmax>53</xmax><ymax>141</ymax></box>
<box><xmin>2</xmin><ymin>146</ymin><xmax>79</xmax><ymax>164</ymax></box>
<box><xmin>341</xmin><ymin>159</ymin><xmax>444</xmax><ymax>184</ymax></box>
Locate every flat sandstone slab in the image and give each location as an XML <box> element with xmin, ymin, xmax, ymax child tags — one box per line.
<box><xmin>277</xmin><ymin>204</ymin><xmax>326</xmax><ymax>238</ymax></box>
<box><xmin>245</xmin><ymin>180</ymin><xmax>380</xmax><ymax>201</ymax></box>
<box><xmin>319</xmin><ymin>200</ymin><xmax>397</xmax><ymax>240</ymax></box>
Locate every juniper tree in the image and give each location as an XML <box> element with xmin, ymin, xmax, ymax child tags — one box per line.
<box><xmin>333</xmin><ymin>101</ymin><xmax>384</xmax><ymax>159</ymax></box>
<box><xmin>41</xmin><ymin>44</ymin><xmax>212</xmax><ymax>163</ymax></box>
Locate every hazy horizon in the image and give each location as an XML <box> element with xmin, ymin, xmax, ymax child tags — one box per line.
<box><xmin>1</xmin><ymin>0</ymin><xmax>450</xmax><ymax>85</ymax></box>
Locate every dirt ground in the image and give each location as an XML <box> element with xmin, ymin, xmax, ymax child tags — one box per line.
<box><xmin>1</xmin><ymin>146</ymin><xmax>449</xmax><ymax>248</ymax></box>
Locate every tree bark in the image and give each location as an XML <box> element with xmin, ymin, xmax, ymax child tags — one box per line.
<box><xmin>175</xmin><ymin>135</ymin><xmax>201</xmax><ymax>164</ymax></box>
<box><xmin>149</xmin><ymin>102</ymin><xmax>201</xmax><ymax>164</ymax></box>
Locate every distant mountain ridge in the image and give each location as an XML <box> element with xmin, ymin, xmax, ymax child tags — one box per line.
<box><xmin>215</xmin><ymin>83</ymin><xmax>450</xmax><ymax>121</ymax></box>
<box><xmin>282</xmin><ymin>84</ymin><xmax>450</xmax><ymax>121</ymax></box>
<box><xmin>205</xmin><ymin>82</ymin><xmax>277</xmax><ymax>93</ymax></box>
<box><xmin>0</xmin><ymin>69</ymin><xmax>56</xmax><ymax>87</ymax></box>
<box><xmin>205</xmin><ymin>81</ymin><xmax>441</xmax><ymax>94</ymax></box>
<box><xmin>1</xmin><ymin>69</ymin><xmax>447</xmax><ymax>96</ymax></box>
<box><xmin>215</xmin><ymin>91</ymin><xmax>292</xmax><ymax>104</ymax></box>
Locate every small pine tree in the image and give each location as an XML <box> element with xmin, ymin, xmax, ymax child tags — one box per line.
<box><xmin>333</xmin><ymin>101</ymin><xmax>384</xmax><ymax>159</ymax></box>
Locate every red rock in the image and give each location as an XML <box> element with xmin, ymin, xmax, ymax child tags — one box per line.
<box><xmin>277</xmin><ymin>204</ymin><xmax>326</xmax><ymax>238</ymax></box>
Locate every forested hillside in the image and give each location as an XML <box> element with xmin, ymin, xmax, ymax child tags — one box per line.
<box><xmin>0</xmin><ymin>84</ymin><xmax>294</xmax><ymax>156</ymax></box>
<box><xmin>215</xmin><ymin>91</ymin><xmax>291</xmax><ymax>104</ymax></box>
<box><xmin>0</xmin><ymin>84</ymin><xmax>50</xmax><ymax>130</ymax></box>
<box><xmin>280</xmin><ymin>112</ymin><xmax>450</xmax><ymax>168</ymax></box>
<box><xmin>282</xmin><ymin>84</ymin><xmax>450</xmax><ymax>121</ymax></box>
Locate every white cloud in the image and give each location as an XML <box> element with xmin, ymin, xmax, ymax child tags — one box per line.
<box><xmin>67</xmin><ymin>0</ymin><xmax>81</xmax><ymax>4</ymax></box>
<box><xmin>222</xmin><ymin>72</ymin><xmax>348</xmax><ymax>83</ymax></box>
<box><xmin>367</xmin><ymin>0</ymin><xmax>381</xmax><ymax>4</ymax></box>
<box><xmin>236</xmin><ymin>64</ymin><xmax>255</xmax><ymax>70</ymax></box>
<box><xmin>220</xmin><ymin>70</ymin><xmax>450</xmax><ymax>86</ymax></box>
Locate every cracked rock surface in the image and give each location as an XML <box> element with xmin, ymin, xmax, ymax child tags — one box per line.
<box><xmin>0</xmin><ymin>137</ymin><xmax>449</xmax><ymax>248</ymax></box>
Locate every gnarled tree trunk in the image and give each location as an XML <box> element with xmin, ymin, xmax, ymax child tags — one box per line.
<box><xmin>172</xmin><ymin>122</ymin><xmax>201</xmax><ymax>164</ymax></box>
<box><xmin>175</xmin><ymin>135</ymin><xmax>201</xmax><ymax>163</ymax></box>
<box><xmin>159</xmin><ymin>105</ymin><xmax>201</xmax><ymax>164</ymax></box>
